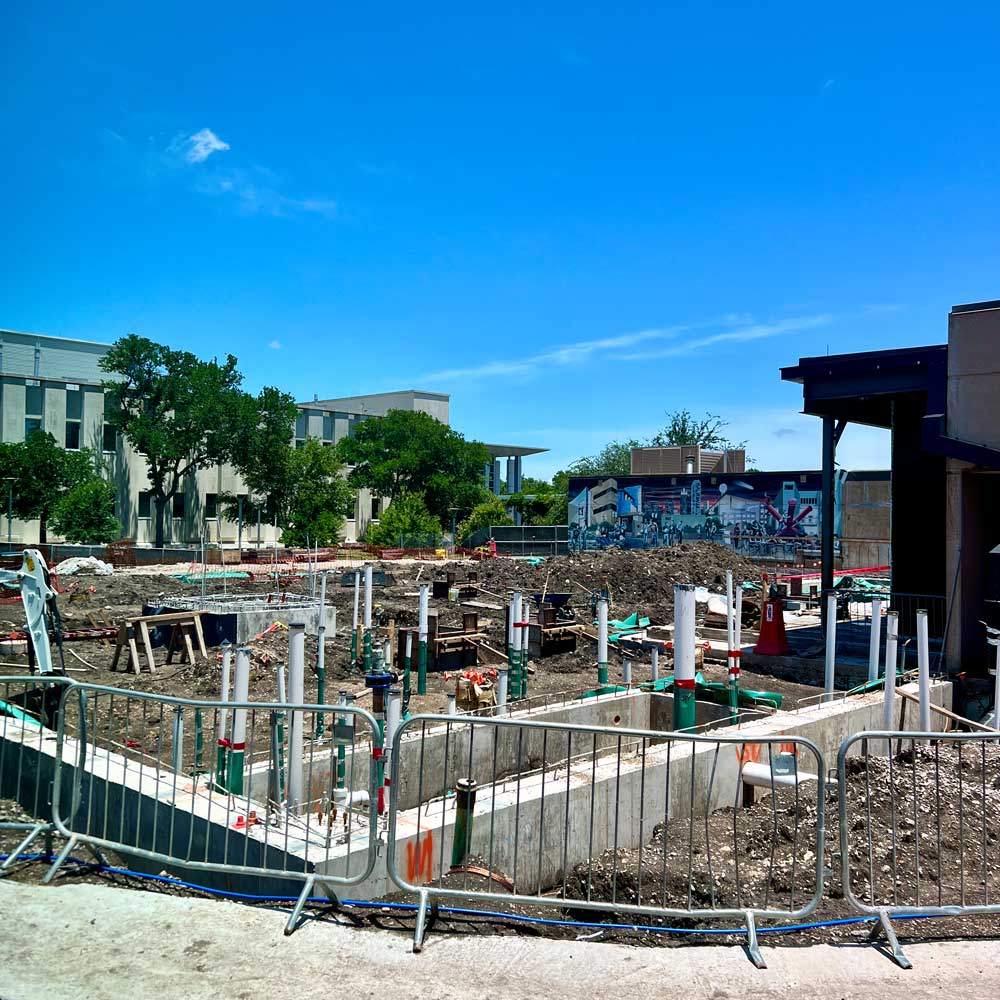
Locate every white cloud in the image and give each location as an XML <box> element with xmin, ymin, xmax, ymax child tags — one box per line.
<box><xmin>417</xmin><ymin>313</ymin><xmax>831</xmax><ymax>383</ymax></box>
<box><xmin>197</xmin><ymin>168</ymin><xmax>336</xmax><ymax>219</ymax></box>
<box><xmin>185</xmin><ymin>128</ymin><xmax>230</xmax><ymax>164</ymax></box>
<box><xmin>268</xmin><ymin>340</ymin><xmax>282</xmax><ymax>350</ymax></box>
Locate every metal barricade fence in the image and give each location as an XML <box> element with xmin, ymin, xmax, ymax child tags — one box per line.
<box><xmin>48</xmin><ymin>683</ymin><xmax>383</xmax><ymax>933</ymax></box>
<box><xmin>386</xmin><ymin>713</ymin><xmax>825</xmax><ymax>962</ymax></box>
<box><xmin>0</xmin><ymin>674</ymin><xmax>76</xmax><ymax>867</ymax></box>
<box><xmin>838</xmin><ymin>730</ymin><xmax>1000</xmax><ymax>968</ymax></box>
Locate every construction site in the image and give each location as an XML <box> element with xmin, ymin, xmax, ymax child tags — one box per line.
<box><xmin>2</xmin><ymin>516</ymin><xmax>995</xmax><ymax>976</ymax></box>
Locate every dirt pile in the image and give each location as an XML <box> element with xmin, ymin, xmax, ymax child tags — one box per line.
<box><xmin>458</xmin><ymin>543</ymin><xmax>761</xmax><ymax>623</ymax></box>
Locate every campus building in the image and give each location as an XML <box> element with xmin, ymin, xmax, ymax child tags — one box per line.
<box><xmin>0</xmin><ymin>330</ymin><xmax>544</xmax><ymax>546</ymax></box>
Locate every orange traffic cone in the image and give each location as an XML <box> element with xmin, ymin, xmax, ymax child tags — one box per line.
<box><xmin>754</xmin><ymin>598</ymin><xmax>791</xmax><ymax>655</ymax></box>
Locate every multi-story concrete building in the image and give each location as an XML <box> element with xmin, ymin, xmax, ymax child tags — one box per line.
<box><xmin>0</xmin><ymin>330</ymin><xmax>545</xmax><ymax>545</ymax></box>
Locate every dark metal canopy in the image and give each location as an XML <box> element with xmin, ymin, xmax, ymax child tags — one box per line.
<box><xmin>780</xmin><ymin>344</ymin><xmax>947</xmax><ymax>428</ymax></box>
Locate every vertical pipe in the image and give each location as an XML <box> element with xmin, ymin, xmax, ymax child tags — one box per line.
<box><xmin>363</xmin><ymin>563</ymin><xmax>373</xmax><ymax>629</ymax></box>
<box><xmin>511</xmin><ymin>592</ymin><xmax>522</xmax><ymax>699</ymax></box>
<box><xmin>447</xmin><ymin>692</ymin><xmax>457</xmax><ymax>716</ymax></box>
<box><xmin>622</xmin><ymin>657</ymin><xmax>632</xmax><ymax>687</ymax></box>
<box><xmin>651</xmin><ymin>646</ymin><xmax>659</xmax><ymax>682</ymax></box>
<box><xmin>193</xmin><ymin>707</ymin><xmax>204</xmax><ymax>773</ymax></box>
<box><xmin>171</xmin><ymin>707</ymin><xmax>184</xmax><ymax>774</ymax></box>
<box><xmin>883</xmin><ymin>611</ymin><xmax>899</xmax><ymax>734</ymax></box>
<box><xmin>228</xmin><ymin>647</ymin><xmax>251</xmax><ymax>796</ymax></box>
<box><xmin>417</xmin><ymin>583</ymin><xmax>429</xmax><ymax>695</ymax></box>
<box><xmin>520</xmin><ymin>602</ymin><xmax>530</xmax><ymax>699</ymax></box>
<box><xmin>730</xmin><ymin>584</ymin><xmax>743</xmax><ymax>722</ymax></box>
<box><xmin>316</xmin><ymin>572</ymin><xmax>327</xmax><ymax>737</ymax></box>
<box><xmin>215</xmin><ymin>641</ymin><xmax>232</xmax><ymax>786</ymax></box>
<box><xmin>821</xmin><ymin>415</ymin><xmax>836</xmax><ymax>597</ymax></box>
<box><xmin>867</xmin><ymin>597</ymin><xmax>883</xmax><ymax>684</ymax></box>
<box><xmin>916</xmin><ymin>609</ymin><xmax>931</xmax><ymax>731</ymax></box>
<box><xmin>287</xmin><ymin>623</ymin><xmax>305</xmax><ymax>810</ymax></box>
<box><xmin>385</xmin><ymin>686</ymin><xmax>402</xmax><ymax>802</ymax></box>
<box><xmin>403</xmin><ymin>631</ymin><xmax>413</xmax><ymax>713</ymax></box>
<box><xmin>275</xmin><ymin>661</ymin><xmax>286</xmax><ymax>800</ymax></box>
<box><xmin>824</xmin><ymin>592</ymin><xmax>837</xmax><ymax>702</ymax></box>
<box><xmin>597</xmin><ymin>597</ymin><xmax>609</xmax><ymax>688</ymax></box>
<box><xmin>382</xmin><ymin>638</ymin><xmax>392</xmax><ymax>670</ymax></box>
<box><xmin>672</xmin><ymin>584</ymin><xmax>696</xmax><ymax>731</ymax></box>
<box><xmin>336</xmin><ymin>690</ymin><xmax>347</xmax><ymax>790</ymax></box>
<box><xmin>351</xmin><ymin>571</ymin><xmax>360</xmax><ymax>666</ymax></box>
<box><xmin>451</xmin><ymin>778</ymin><xmax>477</xmax><ymax>867</ymax></box>
<box><xmin>497</xmin><ymin>666</ymin><xmax>509</xmax><ymax>715</ymax></box>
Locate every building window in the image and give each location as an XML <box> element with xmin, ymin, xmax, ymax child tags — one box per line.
<box><xmin>33</xmin><ymin>346</ymin><xmax>41</xmax><ymax>377</ymax></box>
<box><xmin>102</xmin><ymin>424</ymin><xmax>117</xmax><ymax>452</ymax></box>
<box><xmin>371</xmin><ymin>496</ymin><xmax>381</xmax><ymax>521</ymax></box>
<box><xmin>65</xmin><ymin>387</ymin><xmax>82</xmax><ymax>449</ymax></box>
<box><xmin>24</xmin><ymin>417</ymin><xmax>42</xmax><ymax>437</ymax></box>
<box><xmin>294</xmin><ymin>412</ymin><xmax>307</xmax><ymax>439</ymax></box>
<box><xmin>172</xmin><ymin>494</ymin><xmax>185</xmax><ymax>519</ymax></box>
<box><xmin>204</xmin><ymin>493</ymin><xmax>218</xmax><ymax>519</ymax></box>
<box><xmin>322</xmin><ymin>413</ymin><xmax>334</xmax><ymax>441</ymax></box>
<box><xmin>24</xmin><ymin>383</ymin><xmax>43</xmax><ymax>440</ymax></box>
<box><xmin>138</xmin><ymin>491</ymin><xmax>152</xmax><ymax>518</ymax></box>
<box><xmin>65</xmin><ymin>422</ymin><xmax>81</xmax><ymax>449</ymax></box>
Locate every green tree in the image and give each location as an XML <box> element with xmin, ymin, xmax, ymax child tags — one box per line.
<box><xmin>336</xmin><ymin>409</ymin><xmax>490</xmax><ymax>523</ymax></box>
<box><xmin>566</xmin><ymin>439</ymin><xmax>638</xmax><ymax>478</ymax></box>
<box><xmin>457</xmin><ymin>495</ymin><xmax>513</xmax><ymax>543</ymax></box>
<box><xmin>100</xmin><ymin>335</ymin><xmax>272</xmax><ymax>547</ymax></box>
<box><xmin>278</xmin><ymin>438</ymin><xmax>356</xmax><ymax>547</ymax></box>
<box><xmin>364</xmin><ymin>492</ymin><xmax>442</xmax><ymax>547</ymax></box>
<box><xmin>648</xmin><ymin>409</ymin><xmax>748</xmax><ymax>453</ymax></box>
<box><xmin>0</xmin><ymin>430</ymin><xmax>98</xmax><ymax>542</ymax></box>
<box><xmin>227</xmin><ymin>386</ymin><xmax>301</xmax><ymax>524</ymax></box>
<box><xmin>49</xmin><ymin>479</ymin><xmax>122</xmax><ymax>544</ymax></box>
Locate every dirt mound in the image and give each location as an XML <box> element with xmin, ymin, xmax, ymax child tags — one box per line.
<box><xmin>463</xmin><ymin>543</ymin><xmax>761</xmax><ymax>623</ymax></box>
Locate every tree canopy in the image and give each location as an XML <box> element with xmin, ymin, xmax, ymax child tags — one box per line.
<box><xmin>275</xmin><ymin>438</ymin><xmax>356</xmax><ymax>547</ymax></box>
<box><xmin>457</xmin><ymin>495</ymin><xmax>513</xmax><ymax>543</ymax></box>
<box><xmin>100</xmin><ymin>335</ymin><xmax>293</xmax><ymax>546</ymax></box>
<box><xmin>565</xmin><ymin>439</ymin><xmax>638</xmax><ymax>478</ymax></box>
<box><xmin>364</xmin><ymin>492</ymin><xmax>442</xmax><ymax>548</ymax></box>
<box><xmin>336</xmin><ymin>409</ymin><xmax>490</xmax><ymax>523</ymax></box>
<box><xmin>0</xmin><ymin>431</ymin><xmax>101</xmax><ymax>542</ymax></box>
<box><xmin>647</xmin><ymin>409</ymin><xmax>747</xmax><ymax>451</ymax></box>
<box><xmin>49</xmin><ymin>479</ymin><xmax>122</xmax><ymax>544</ymax></box>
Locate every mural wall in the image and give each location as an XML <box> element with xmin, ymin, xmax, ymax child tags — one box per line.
<box><xmin>567</xmin><ymin>471</ymin><xmax>828</xmax><ymax>554</ymax></box>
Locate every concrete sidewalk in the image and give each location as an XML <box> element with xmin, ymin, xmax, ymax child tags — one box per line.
<box><xmin>1</xmin><ymin>881</ymin><xmax>997</xmax><ymax>1000</ymax></box>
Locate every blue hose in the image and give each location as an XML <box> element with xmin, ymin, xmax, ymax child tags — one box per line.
<box><xmin>0</xmin><ymin>852</ymin><xmax>959</xmax><ymax>936</ymax></box>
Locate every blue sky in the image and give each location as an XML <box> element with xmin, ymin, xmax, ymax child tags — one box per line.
<box><xmin>3</xmin><ymin>2</ymin><xmax>1000</xmax><ymax>481</ymax></box>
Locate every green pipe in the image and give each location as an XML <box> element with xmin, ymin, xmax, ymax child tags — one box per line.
<box><xmin>350</xmin><ymin>627</ymin><xmax>358</xmax><ymax>667</ymax></box>
<box><xmin>451</xmin><ymin>778</ymin><xmax>478</xmax><ymax>868</ymax></box>
<box><xmin>193</xmin><ymin>708</ymin><xmax>204</xmax><ymax>773</ymax></box>
<box><xmin>316</xmin><ymin>626</ymin><xmax>326</xmax><ymax>739</ymax></box>
<box><xmin>417</xmin><ymin>640</ymin><xmax>428</xmax><ymax>695</ymax></box>
<box><xmin>363</xmin><ymin>628</ymin><xmax>372</xmax><ymax>672</ymax></box>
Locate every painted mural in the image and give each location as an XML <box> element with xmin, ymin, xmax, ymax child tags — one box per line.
<box><xmin>566</xmin><ymin>472</ymin><xmax>826</xmax><ymax>554</ymax></box>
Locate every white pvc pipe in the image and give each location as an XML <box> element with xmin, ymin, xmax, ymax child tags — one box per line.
<box><xmin>418</xmin><ymin>584</ymin><xmax>429</xmax><ymax>641</ymax></box>
<box><xmin>218</xmin><ymin>643</ymin><xmax>233</xmax><ymax>741</ymax></box>
<box><xmin>597</xmin><ymin>598</ymin><xmax>609</xmax><ymax>665</ymax></box>
<box><xmin>319</xmin><ymin>571</ymin><xmax>328</xmax><ymax>630</ymax></box>
<box><xmin>385</xmin><ymin>687</ymin><xmax>402</xmax><ymax>764</ymax></box>
<box><xmin>507</xmin><ymin>593</ymin><xmax>515</xmax><ymax>651</ymax></box>
<box><xmin>276</xmin><ymin>660</ymin><xmax>286</xmax><ymax>704</ymax></box>
<box><xmin>446</xmin><ymin>692</ymin><xmax>457</xmax><ymax>716</ymax></box>
<box><xmin>622</xmin><ymin>658</ymin><xmax>632</xmax><ymax>686</ymax></box>
<box><xmin>352</xmin><ymin>571</ymin><xmax>361</xmax><ymax>631</ymax></box>
<box><xmin>867</xmin><ymin>598</ymin><xmax>883</xmax><ymax>683</ymax></box>
<box><xmin>916</xmin><ymin>609</ymin><xmax>931</xmax><ymax>731</ymax></box>
<box><xmin>363</xmin><ymin>564</ymin><xmax>373</xmax><ymax>630</ymax></box>
<box><xmin>512</xmin><ymin>593</ymin><xmax>522</xmax><ymax>655</ymax></box>
<box><xmin>883</xmin><ymin>611</ymin><xmax>898</xmax><ymax>733</ymax></box>
<box><xmin>651</xmin><ymin>646</ymin><xmax>660</xmax><ymax>681</ymax></box>
<box><xmin>287</xmin><ymin>623</ymin><xmax>306</xmax><ymax>810</ymax></box>
<box><xmin>824</xmin><ymin>592</ymin><xmax>837</xmax><ymax>702</ymax></box>
<box><xmin>725</xmin><ymin>570</ymin><xmax>734</xmax><ymax>655</ymax></box>
<box><xmin>405</xmin><ymin>630</ymin><xmax>413</xmax><ymax>661</ymax></box>
<box><xmin>497</xmin><ymin>667</ymin><xmax>509</xmax><ymax>714</ymax></box>
<box><xmin>673</xmin><ymin>584</ymin><xmax>696</xmax><ymax>683</ymax></box>
<box><xmin>734</xmin><ymin>584</ymin><xmax>744</xmax><ymax>651</ymax></box>
<box><xmin>383</xmin><ymin>638</ymin><xmax>392</xmax><ymax>668</ymax></box>
<box><xmin>231</xmin><ymin>647</ymin><xmax>251</xmax><ymax>755</ymax></box>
